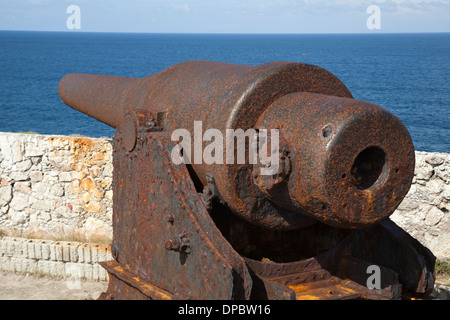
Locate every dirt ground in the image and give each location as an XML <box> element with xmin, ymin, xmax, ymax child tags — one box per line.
<box><xmin>0</xmin><ymin>270</ymin><xmax>448</xmax><ymax>300</ymax></box>
<box><xmin>0</xmin><ymin>270</ymin><xmax>108</xmax><ymax>300</ymax></box>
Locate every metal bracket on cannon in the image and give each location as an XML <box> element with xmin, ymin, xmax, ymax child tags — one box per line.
<box><xmin>99</xmin><ymin>113</ymin><xmax>252</xmax><ymax>299</ymax></box>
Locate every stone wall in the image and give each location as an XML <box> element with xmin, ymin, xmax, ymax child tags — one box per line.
<box><xmin>0</xmin><ymin>236</ymin><xmax>112</xmax><ymax>281</ymax></box>
<box><xmin>0</xmin><ymin>132</ymin><xmax>449</xmax><ymax>262</ymax></box>
<box><xmin>391</xmin><ymin>151</ymin><xmax>450</xmax><ymax>263</ymax></box>
<box><xmin>0</xmin><ymin>133</ymin><xmax>113</xmax><ymax>241</ymax></box>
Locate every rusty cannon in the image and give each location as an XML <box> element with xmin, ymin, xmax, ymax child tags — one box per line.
<box><xmin>58</xmin><ymin>60</ymin><xmax>435</xmax><ymax>300</ymax></box>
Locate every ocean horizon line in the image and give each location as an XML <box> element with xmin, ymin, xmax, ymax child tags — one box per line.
<box><xmin>1</xmin><ymin>29</ymin><xmax>450</xmax><ymax>36</ymax></box>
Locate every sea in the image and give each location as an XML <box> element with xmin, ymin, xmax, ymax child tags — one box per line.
<box><xmin>0</xmin><ymin>31</ymin><xmax>449</xmax><ymax>153</ymax></box>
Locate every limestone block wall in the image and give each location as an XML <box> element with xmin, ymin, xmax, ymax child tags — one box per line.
<box><xmin>0</xmin><ymin>132</ymin><xmax>449</xmax><ymax>263</ymax></box>
<box><xmin>0</xmin><ymin>236</ymin><xmax>112</xmax><ymax>281</ymax></box>
<box><xmin>391</xmin><ymin>151</ymin><xmax>450</xmax><ymax>263</ymax></box>
<box><xmin>0</xmin><ymin>133</ymin><xmax>113</xmax><ymax>241</ymax></box>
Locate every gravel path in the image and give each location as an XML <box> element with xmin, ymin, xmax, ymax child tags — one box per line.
<box><xmin>0</xmin><ymin>270</ymin><xmax>448</xmax><ymax>300</ymax></box>
<box><xmin>0</xmin><ymin>270</ymin><xmax>108</xmax><ymax>300</ymax></box>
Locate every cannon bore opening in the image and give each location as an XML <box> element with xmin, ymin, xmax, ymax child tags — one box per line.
<box><xmin>350</xmin><ymin>146</ymin><xmax>386</xmax><ymax>190</ymax></box>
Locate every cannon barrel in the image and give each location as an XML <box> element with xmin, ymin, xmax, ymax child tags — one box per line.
<box><xmin>59</xmin><ymin>60</ymin><xmax>415</xmax><ymax>229</ymax></box>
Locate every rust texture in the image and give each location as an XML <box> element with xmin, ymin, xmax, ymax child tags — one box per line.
<box><xmin>59</xmin><ymin>60</ymin><xmax>435</xmax><ymax>300</ymax></box>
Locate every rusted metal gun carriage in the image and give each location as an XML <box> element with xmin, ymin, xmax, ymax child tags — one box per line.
<box><xmin>59</xmin><ymin>60</ymin><xmax>435</xmax><ymax>300</ymax></box>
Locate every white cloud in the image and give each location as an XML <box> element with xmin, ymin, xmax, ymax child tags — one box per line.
<box><xmin>170</xmin><ymin>3</ymin><xmax>191</xmax><ymax>13</ymax></box>
<box><xmin>244</xmin><ymin>0</ymin><xmax>450</xmax><ymax>13</ymax></box>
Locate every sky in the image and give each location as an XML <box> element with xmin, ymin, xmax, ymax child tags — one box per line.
<box><xmin>0</xmin><ymin>0</ymin><xmax>449</xmax><ymax>33</ymax></box>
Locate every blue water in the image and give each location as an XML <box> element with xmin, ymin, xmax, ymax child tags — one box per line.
<box><xmin>0</xmin><ymin>31</ymin><xmax>449</xmax><ymax>152</ymax></box>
